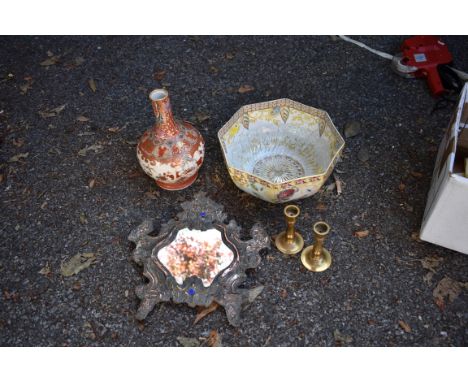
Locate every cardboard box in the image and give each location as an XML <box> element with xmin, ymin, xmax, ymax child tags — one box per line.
<box><xmin>420</xmin><ymin>84</ymin><xmax>468</xmax><ymax>254</ymax></box>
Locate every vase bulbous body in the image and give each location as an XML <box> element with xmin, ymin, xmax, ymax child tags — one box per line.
<box><xmin>137</xmin><ymin>89</ymin><xmax>205</xmax><ymax>190</ymax></box>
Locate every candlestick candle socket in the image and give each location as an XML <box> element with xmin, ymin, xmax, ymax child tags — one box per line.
<box><xmin>301</xmin><ymin>221</ymin><xmax>332</xmax><ymax>272</ymax></box>
<box><xmin>274</xmin><ymin>204</ymin><xmax>304</xmax><ymax>255</ymax></box>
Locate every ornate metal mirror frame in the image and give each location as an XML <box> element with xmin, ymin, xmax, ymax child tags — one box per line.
<box><xmin>129</xmin><ymin>192</ymin><xmax>269</xmax><ymax>326</ymax></box>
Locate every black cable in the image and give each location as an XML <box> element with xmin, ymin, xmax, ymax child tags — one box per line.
<box><xmin>431</xmin><ymin>93</ymin><xmax>458</xmax><ymax>114</ymax></box>
<box><xmin>431</xmin><ymin>65</ymin><xmax>466</xmax><ymax>114</ymax></box>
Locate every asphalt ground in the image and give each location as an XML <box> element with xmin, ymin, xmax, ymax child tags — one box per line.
<box><xmin>0</xmin><ymin>36</ymin><xmax>467</xmax><ymax>346</ymax></box>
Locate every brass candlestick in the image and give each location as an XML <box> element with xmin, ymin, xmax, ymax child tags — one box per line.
<box><xmin>275</xmin><ymin>205</ymin><xmax>304</xmax><ymax>255</ymax></box>
<box><xmin>301</xmin><ymin>221</ymin><xmax>332</xmax><ymax>272</ymax></box>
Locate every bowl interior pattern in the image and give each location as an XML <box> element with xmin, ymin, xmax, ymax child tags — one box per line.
<box><xmin>218</xmin><ymin>99</ymin><xmax>344</xmax><ymax>203</ymax></box>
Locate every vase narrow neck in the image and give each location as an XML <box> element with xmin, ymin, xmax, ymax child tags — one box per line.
<box><xmin>149</xmin><ymin>89</ymin><xmax>179</xmax><ymax>137</ymax></box>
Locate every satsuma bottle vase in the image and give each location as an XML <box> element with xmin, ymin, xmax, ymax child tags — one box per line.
<box><xmin>137</xmin><ymin>89</ymin><xmax>205</xmax><ymax>190</ymax></box>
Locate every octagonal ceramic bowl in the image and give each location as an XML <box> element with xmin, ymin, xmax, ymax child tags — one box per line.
<box><xmin>218</xmin><ymin>98</ymin><xmax>345</xmax><ymax>203</ymax></box>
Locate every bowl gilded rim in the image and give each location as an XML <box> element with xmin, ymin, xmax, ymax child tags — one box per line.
<box><xmin>217</xmin><ymin>98</ymin><xmax>345</xmax><ymax>185</ymax></box>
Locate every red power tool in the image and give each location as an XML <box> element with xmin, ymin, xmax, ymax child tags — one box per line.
<box><xmin>392</xmin><ymin>36</ymin><xmax>462</xmax><ymax>96</ymax></box>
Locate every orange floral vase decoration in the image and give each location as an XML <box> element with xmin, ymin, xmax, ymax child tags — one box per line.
<box><xmin>137</xmin><ymin>89</ymin><xmax>205</xmax><ymax>190</ymax></box>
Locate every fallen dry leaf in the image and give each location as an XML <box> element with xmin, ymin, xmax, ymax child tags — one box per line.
<box><xmin>399</xmin><ymin>182</ymin><xmax>406</xmax><ymax>191</ymax></box>
<box><xmin>72</xmin><ymin>281</ymin><xmax>81</xmax><ymax>291</ymax></box>
<box><xmin>434</xmin><ymin>297</ymin><xmax>445</xmax><ymax>311</ymax></box>
<box><xmin>410</xmin><ymin>171</ymin><xmax>423</xmax><ymax>178</ymax></box>
<box><xmin>177</xmin><ymin>336</ymin><xmax>200</xmax><ymax>347</ymax></box>
<box><xmin>3</xmin><ymin>289</ymin><xmax>20</xmax><ymax>302</ymax></box>
<box><xmin>38</xmin><ymin>263</ymin><xmax>52</xmax><ymax>277</ymax></box>
<box><xmin>107</xmin><ymin>127</ymin><xmax>121</xmax><ymax>133</ymax></box>
<box><xmin>48</xmin><ymin>147</ymin><xmax>62</xmax><ymax>155</ymax></box>
<box><xmin>238</xmin><ymin>84</ymin><xmax>255</xmax><ymax>94</ymax></box>
<box><xmin>79</xmin><ymin>212</ymin><xmax>88</xmax><ymax>225</ymax></box>
<box><xmin>209</xmin><ymin>66</ymin><xmax>219</xmax><ymax>75</ymax></box>
<box><xmin>194</xmin><ymin>111</ymin><xmax>210</xmax><ymax>124</ymax></box>
<box><xmin>420</xmin><ymin>256</ymin><xmax>443</xmax><ymax>273</ymax></box>
<box><xmin>19</xmin><ymin>79</ymin><xmax>34</xmax><ymax>94</ymax></box>
<box><xmin>38</xmin><ymin>110</ymin><xmax>56</xmax><ymax>118</ymax></box>
<box><xmin>410</xmin><ymin>232</ymin><xmax>422</xmax><ymax>242</ymax></box>
<box><xmin>52</xmin><ymin>104</ymin><xmax>66</xmax><ymax>114</ymax></box>
<box><xmin>127</xmin><ymin>169</ymin><xmax>144</xmax><ymax>178</ymax></box>
<box><xmin>8</xmin><ymin>153</ymin><xmax>29</xmax><ymax>162</ymax></box>
<box><xmin>316</xmin><ymin>202</ymin><xmax>327</xmax><ymax>212</ymax></box>
<box><xmin>78</xmin><ymin>144</ymin><xmax>103</xmax><ymax>156</ymax></box>
<box><xmin>354</xmin><ymin>229</ymin><xmax>369</xmax><ymax>238</ymax></box>
<box><xmin>38</xmin><ymin>104</ymin><xmax>67</xmax><ymax>118</ymax></box>
<box><xmin>40</xmin><ymin>55</ymin><xmax>60</xmax><ymax>66</ymax></box>
<box><xmin>145</xmin><ymin>190</ymin><xmax>160</xmax><ymax>200</ymax></box>
<box><xmin>12</xmin><ymin>138</ymin><xmax>24</xmax><ymax>147</ymax></box>
<box><xmin>74</xmin><ymin>57</ymin><xmax>85</xmax><ymax>66</ymax></box>
<box><xmin>82</xmin><ymin>321</ymin><xmax>96</xmax><ymax>340</ymax></box>
<box><xmin>211</xmin><ymin>172</ymin><xmax>223</xmax><ymax>188</ymax></box>
<box><xmin>433</xmin><ymin>277</ymin><xmax>468</xmax><ymax>308</ymax></box>
<box><xmin>153</xmin><ymin>70</ymin><xmax>166</xmax><ymax>81</ymax></box>
<box><xmin>60</xmin><ymin>253</ymin><xmax>96</xmax><ymax>277</ymax></box>
<box><xmin>88</xmin><ymin>179</ymin><xmax>96</xmax><ymax>189</ymax></box>
<box><xmin>423</xmin><ymin>272</ymin><xmax>434</xmax><ymax>285</ymax></box>
<box><xmin>88</xmin><ymin>78</ymin><xmax>97</xmax><ymax>92</ymax></box>
<box><xmin>0</xmin><ymin>174</ymin><xmax>4</xmax><ymax>183</ymax></box>
<box><xmin>206</xmin><ymin>329</ymin><xmax>222</xmax><ymax>347</ymax></box>
<box><xmin>224</xmin><ymin>52</ymin><xmax>235</xmax><ymax>60</ymax></box>
<box><xmin>398</xmin><ymin>320</ymin><xmax>411</xmax><ymax>333</ymax></box>
<box><xmin>76</xmin><ymin>115</ymin><xmax>90</xmax><ymax>122</ymax></box>
<box><xmin>344</xmin><ymin>121</ymin><xmax>362</xmax><ymax>138</ymax></box>
<box><xmin>334</xmin><ymin>329</ymin><xmax>353</xmax><ymax>346</ymax></box>
<box><xmin>194</xmin><ymin>302</ymin><xmax>219</xmax><ymax>325</ymax></box>
<box><xmin>404</xmin><ymin>203</ymin><xmax>414</xmax><ymax>212</ymax></box>
<box><xmin>334</xmin><ymin>174</ymin><xmax>342</xmax><ymax>195</ymax></box>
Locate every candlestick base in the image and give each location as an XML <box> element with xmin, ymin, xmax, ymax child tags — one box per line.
<box><xmin>275</xmin><ymin>231</ymin><xmax>304</xmax><ymax>255</ymax></box>
<box><xmin>301</xmin><ymin>246</ymin><xmax>332</xmax><ymax>272</ymax></box>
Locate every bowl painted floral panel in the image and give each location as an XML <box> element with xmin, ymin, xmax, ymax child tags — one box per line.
<box><xmin>157</xmin><ymin>228</ymin><xmax>234</xmax><ymax>287</ymax></box>
<box><xmin>218</xmin><ymin>98</ymin><xmax>345</xmax><ymax>203</ymax></box>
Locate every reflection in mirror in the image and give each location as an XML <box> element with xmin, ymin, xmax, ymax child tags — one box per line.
<box><xmin>157</xmin><ymin>228</ymin><xmax>234</xmax><ymax>287</ymax></box>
